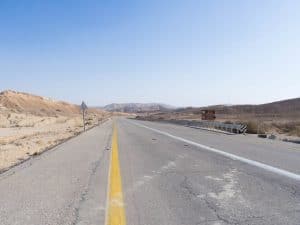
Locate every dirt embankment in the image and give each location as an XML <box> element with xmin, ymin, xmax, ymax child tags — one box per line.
<box><xmin>0</xmin><ymin>90</ymin><xmax>111</xmax><ymax>172</ymax></box>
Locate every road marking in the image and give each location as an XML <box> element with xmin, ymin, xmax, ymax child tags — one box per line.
<box><xmin>105</xmin><ymin>123</ymin><xmax>126</xmax><ymax>225</ymax></box>
<box><xmin>130</xmin><ymin>121</ymin><xmax>300</xmax><ymax>181</ymax></box>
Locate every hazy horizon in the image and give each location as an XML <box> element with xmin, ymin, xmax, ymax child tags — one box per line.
<box><xmin>1</xmin><ymin>1</ymin><xmax>299</xmax><ymax>106</ymax></box>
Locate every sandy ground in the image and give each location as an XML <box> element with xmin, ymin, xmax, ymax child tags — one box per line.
<box><xmin>0</xmin><ymin>111</ymin><xmax>110</xmax><ymax>172</ymax></box>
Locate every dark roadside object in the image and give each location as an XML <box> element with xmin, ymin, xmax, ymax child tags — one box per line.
<box><xmin>283</xmin><ymin>138</ymin><xmax>300</xmax><ymax>144</ymax></box>
<box><xmin>268</xmin><ymin>134</ymin><xmax>276</xmax><ymax>140</ymax></box>
<box><xmin>258</xmin><ymin>134</ymin><xmax>267</xmax><ymax>138</ymax></box>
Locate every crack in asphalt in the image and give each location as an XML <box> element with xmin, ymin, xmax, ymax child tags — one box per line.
<box><xmin>179</xmin><ymin>174</ymin><xmax>234</xmax><ymax>225</ymax></box>
<box><xmin>203</xmin><ymin>197</ymin><xmax>232</xmax><ymax>225</ymax></box>
<box><xmin>180</xmin><ymin>175</ymin><xmax>198</xmax><ymax>200</ymax></box>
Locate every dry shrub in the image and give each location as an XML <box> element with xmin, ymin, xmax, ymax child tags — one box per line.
<box><xmin>86</xmin><ymin>116</ymin><xmax>94</xmax><ymax>121</ymax></box>
<box><xmin>241</xmin><ymin>120</ymin><xmax>272</xmax><ymax>134</ymax></box>
<box><xmin>14</xmin><ymin>141</ymin><xmax>23</xmax><ymax>147</ymax></box>
<box><xmin>85</xmin><ymin>121</ymin><xmax>93</xmax><ymax>126</ymax></box>
<box><xmin>290</xmin><ymin>127</ymin><xmax>300</xmax><ymax>137</ymax></box>
<box><xmin>244</xmin><ymin>121</ymin><xmax>259</xmax><ymax>134</ymax></box>
<box><xmin>35</xmin><ymin>140</ymin><xmax>43</xmax><ymax>145</ymax></box>
<box><xmin>272</xmin><ymin>122</ymin><xmax>300</xmax><ymax>137</ymax></box>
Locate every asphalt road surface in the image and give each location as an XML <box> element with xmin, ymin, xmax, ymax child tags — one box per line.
<box><xmin>0</xmin><ymin>118</ymin><xmax>299</xmax><ymax>225</ymax></box>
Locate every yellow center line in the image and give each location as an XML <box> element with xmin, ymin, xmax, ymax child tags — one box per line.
<box><xmin>106</xmin><ymin>121</ymin><xmax>126</xmax><ymax>225</ymax></box>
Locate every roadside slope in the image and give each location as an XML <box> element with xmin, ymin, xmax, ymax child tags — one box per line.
<box><xmin>0</xmin><ymin>90</ymin><xmax>111</xmax><ymax>172</ymax></box>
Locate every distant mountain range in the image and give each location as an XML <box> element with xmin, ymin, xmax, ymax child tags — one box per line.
<box><xmin>102</xmin><ymin>103</ymin><xmax>176</xmax><ymax>113</ymax></box>
<box><xmin>102</xmin><ymin>97</ymin><xmax>300</xmax><ymax>116</ymax></box>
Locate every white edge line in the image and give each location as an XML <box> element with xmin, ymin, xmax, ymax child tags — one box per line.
<box><xmin>130</xmin><ymin>120</ymin><xmax>300</xmax><ymax>182</ymax></box>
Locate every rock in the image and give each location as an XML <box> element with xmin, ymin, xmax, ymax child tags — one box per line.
<box><xmin>268</xmin><ymin>134</ymin><xmax>276</xmax><ymax>140</ymax></box>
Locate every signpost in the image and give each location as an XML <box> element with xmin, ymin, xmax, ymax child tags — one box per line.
<box><xmin>81</xmin><ymin>101</ymin><xmax>88</xmax><ymax>131</ymax></box>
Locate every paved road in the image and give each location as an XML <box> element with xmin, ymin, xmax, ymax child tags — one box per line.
<box><xmin>0</xmin><ymin>118</ymin><xmax>299</xmax><ymax>225</ymax></box>
<box><xmin>0</xmin><ymin>120</ymin><xmax>112</xmax><ymax>225</ymax></box>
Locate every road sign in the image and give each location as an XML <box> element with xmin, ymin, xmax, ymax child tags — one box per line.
<box><xmin>81</xmin><ymin>101</ymin><xmax>88</xmax><ymax>111</ymax></box>
<box><xmin>81</xmin><ymin>101</ymin><xmax>88</xmax><ymax>131</ymax></box>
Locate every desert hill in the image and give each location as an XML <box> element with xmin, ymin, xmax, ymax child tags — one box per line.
<box><xmin>0</xmin><ymin>90</ymin><xmax>81</xmax><ymax>116</ymax></box>
<box><xmin>173</xmin><ymin>97</ymin><xmax>300</xmax><ymax>120</ymax></box>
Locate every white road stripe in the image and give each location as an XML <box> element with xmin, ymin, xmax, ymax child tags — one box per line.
<box><xmin>130</xmin><ymin>121</ymin><xmax>300</xmax><ymax>181</ymax></box>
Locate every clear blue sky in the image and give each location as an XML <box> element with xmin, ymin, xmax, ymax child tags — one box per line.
<box><xmin>0</xmin><ymin>0</ymin><xmax>299</xmax><ymax>106</ymax></box>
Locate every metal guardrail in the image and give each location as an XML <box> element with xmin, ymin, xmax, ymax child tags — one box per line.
<box><xmin>165</xmin><ymin>120</ymin><xmax>247</xmax><ymax>134</ymax></box>
<box><xmin>193</xmin><ymin>121</ymin><xmax>247</xmax><ymax>134</ymax></box>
